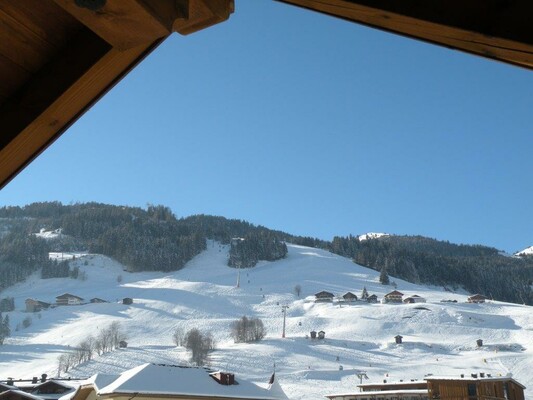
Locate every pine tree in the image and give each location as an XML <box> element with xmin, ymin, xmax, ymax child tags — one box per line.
<box><xmin>361</xmin><ymin>286</ymin><xmax>369</xmax><ymax>299</ymax></box>
<box><xmin>379</xmin><ymin>267</ymin><xmax>390</xmax><ymax>285</ymax></box>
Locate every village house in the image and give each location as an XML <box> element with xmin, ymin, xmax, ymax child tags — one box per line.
<box><xmin>326</xmin><ymin>375</ymin><xmax>526</xmax><ymax>400</ymax></box>
<box><xmin>326</xmin><ymin>380</ymin><xmax>428</xmax><ymax>400</ymax></box>
<box><xmin>314</xmin><ymin>291</ymin><xmax>335</xmax><ymax>303</ymax></box>
<box><xmin>467</xmin><ymin>294</ymin><xmax>489</xmax><ymax>303</ymax></box>
<box><xmin>342</xmin><ymin>292</ymin><xmax>358</xmax><ymax>302</ymax></box>
<box><xmin>426</xmin><ymin>374</ymin><xmax>525</xmax><ymax>400</ymax></box>
<box><xmin>403</xmin><ymin>295</ymin><xmax>426</xmax><ymax>304</ymax></box>
<box><xmin>25</xmin><ymin>299</ymin><xmax>51</xmax><ymax>313</ymax></box>
<box><xmin>366</xmin><ymin>294</ymin><xmax>378</xmax><ymax>303</ymax></box>
<box><xmin>382</xmin><ymin>291</ymin><xmax>404</xmax><ymax>304</ymax></box>
<box><xmin>55</xmin><ymin>294</ymin><xmax>84</xmax><ymax>306</ymax></box>
<box><xmin>70</xmin><ymin>363</ymin><xmax>288</xmax><ymax>400</ymax></box>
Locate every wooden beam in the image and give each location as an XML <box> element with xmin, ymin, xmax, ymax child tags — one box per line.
<box><xmin>174</xmin><ymin>0</ymin><xmax>234</xmax><ymax>35</ymax></box>
<box><xmin>52</xmin><ymin>0</ymin><xmax>182</xmax><ymax>50</ymax></box>
<box><xmin>0</xmin><ymin>28</ymin><xmax>162</xmax><ymax>189</ymax></box>
<box><xmin>277</xmin><ymin>0</ymin><xmax>533</xmax><ymax>69</ymax></box>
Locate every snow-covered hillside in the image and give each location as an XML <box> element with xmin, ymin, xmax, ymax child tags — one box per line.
<box><xmin>516</xmin><ymin>245</ymin><xmax>533</xmax><ymax>257</ymax></box>
<box><xmin>356</xmin><ymin>232</ymin><xmax>390</xmax><ymax>241</ymax></box>
<box><xmin>0</xmin><ymin>243</ymin><xmax>531</xmax><ymax>400</ymax></box>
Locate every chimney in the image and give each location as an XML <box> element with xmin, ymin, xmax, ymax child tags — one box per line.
<box><xmin>211</xmin><ymin>372</ymin><xmax>235</xmax><ymax>385</ymax></box>
<box><xmin>383</xmin><ymin>380</ymin><xmax>387</xmax><ymax>383</ymax></box>
<box><xmin>471</xmin><ymin>374</ymin><xmax>478</xmax><ymax>378</ymax></box>
<box><xmin>32</xmin><ymin>377</ymin><xmax>38</xmax><ymax>384</ymax></box>
<box><xmin>41</xmin><ymin>374</ymin><xmax>48</xmax><ymax>383</ymax></box>
<box><xmin>487</xmin><ymin>374</ymin><xmax>492</xmax><ymax>378</ymax></box>
<box><xmin>480</xmin><ymin>373</ymin><xmax>485</xmax><ymax>378</ymax></box>
<box><xmin>460</xmin><ymin>374</ymin><xmax>464</xmax><ymax>378</ymax></box>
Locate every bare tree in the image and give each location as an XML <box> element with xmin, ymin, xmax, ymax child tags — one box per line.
<box><xmin>185</xmin><ymin>328</ymin><xmax>215</xmax><ymax>366</ymax></box>
<box><xmin>230</xmin><ymin>316</ymin><xmax>266</xmax><ymax>343</ymax></box>
<box><xmin>173</xmin><ymin>327</ymin><xmax>184</xmax><ymax>347</ymax></box>
<box><xmin>294</xmin><ymin>284</ymin><xmax>302</xmax><ymax>297</ymax></box>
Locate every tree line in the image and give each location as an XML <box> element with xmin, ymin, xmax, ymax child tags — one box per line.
<box><xmin>329</xmin><ymin>235</ymin><xmax>533</xmax><ymax>305</ymax></box>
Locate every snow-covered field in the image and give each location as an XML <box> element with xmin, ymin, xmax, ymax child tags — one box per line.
<box><xmin>0</xmin><ymin>242</ymin><xmax>531</xmax><ymax>400</ymax></box>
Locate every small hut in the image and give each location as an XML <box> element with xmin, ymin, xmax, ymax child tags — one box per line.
<box><xmin>318</xmin><ymin>331</ymin><xmax>326</xmax><ymax>339</ymax></box>
<box><xmin>395</xmin><ymin>335</ymin><xmax>403</xmax><ymax>344</ymax></box>
<box><xmin>310</xmin><ymin>330</ymin><xmax>317</xmax><ymax>339</ymax></box>
<box><xmin>122</xmin><ymin>297</ymin><xmax>133</xmax><ymax>305</ymax></box>
<box><xmin>476</xmin><ymin>339</ymin><xmax>483</xmax><ymax>347</ymax></box>
<box><xmin>119</xmin><ymin>340</ymin><xmax>128</xmax><ymax>348</ymax></box>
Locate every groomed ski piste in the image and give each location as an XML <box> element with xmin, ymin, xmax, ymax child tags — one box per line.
<box><xmin>0</xmin><ymin>242</ymin><xmax>531</xmax><ymax>400</ymax></box>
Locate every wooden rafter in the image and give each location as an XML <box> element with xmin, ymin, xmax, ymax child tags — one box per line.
<box><xmin>277</xmin><ymin>0</ymin><xmax>533</xmax><ymax>69</ymax></box>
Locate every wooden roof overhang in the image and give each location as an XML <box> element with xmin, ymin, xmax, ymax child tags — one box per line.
<box><xmin>0</xmin><ymin>0</ymin><xmax>234</xmax><ymax>189</ymax></box>
<box><xmin>277</xmin><ymin>0</ymin><xmax>533</xmax><ymax>70</ymax></box>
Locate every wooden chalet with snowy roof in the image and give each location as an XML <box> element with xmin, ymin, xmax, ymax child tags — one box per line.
<box><xmin>315</xmin><ymin>291</ymin><xmax>335</xmax><ymax>302</ymax></box>
<box><xmin>403</xmin><ymin>295</ymin><xmax>426</xmax><ymax>304</ymax></box>
<box><xmin>426</xmin><ymin>374</ymin><xmax>525</xmax><ymax>400</ymax></box>
<box><xmin>25</xmin><ymin>299</ymin><xmax>51</xmax><ymax>313</ymax></box>
<box><xmin>366</xmin><ymin>294</ymin><xmax>378</xmax><ymax>303</ymax></box>
<box><xmin>70</xmin><ymin>363</ymin><xmax>288</xmax><ymax>400</ymax></box>
<box><xmin>55</xmin><ymin>293</ymin><xmax>84</xmax><ymax>306</ymax></box>
<box><xmin>383</xmin><ymin>291</ymin><xmax>404</xmax><ymax>304</ymax></box>
<box><xmin>342</xmin><ymin>292</ymin><xmax>358</xmax><ymax>302</ymax></box>
<box><xmin>467</xmin><ymin>294</ymin><xmax>488</xmax><ymax>303</ymax></box>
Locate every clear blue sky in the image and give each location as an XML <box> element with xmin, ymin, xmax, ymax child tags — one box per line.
<box><xmin>1</xmin><ymin>1</ymin><xmax>532</xmax><ymax>253</ymax></box>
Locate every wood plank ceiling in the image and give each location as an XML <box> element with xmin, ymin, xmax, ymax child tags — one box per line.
<box><xmin>0</xmin><ymin>0</ymin><xmax>234</xmax><ymax>190</ymax></box>
<box><xmin>0</xmin><ymin>0</ymin><xmax>531</xmax><ymax>190</ymax></box>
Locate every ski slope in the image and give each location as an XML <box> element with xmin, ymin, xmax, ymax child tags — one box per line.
<box><xmin>0</xmin><ymin>242</ymin><xmax>531</xmax><ymax>400</ymax></box>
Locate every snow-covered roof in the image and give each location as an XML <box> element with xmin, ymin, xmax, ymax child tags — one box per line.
<box><xmin>0</xmin><ymin>390</ymin><xmax>47</xmax><ymax>400</ymax></box>
<box><xmin>98</xmin><ymin>364</ymin><xmax>286</xmax><ymax>400</ymax></box>
<box><xmin>56</xmin><ymin>293</ymin><xmax>83</xmax><ymax>300</ymax></box>
<box><xmin>326</xmin><ymin>389</ymin><xmax>428</xmax><ymax>398</ymax></box>
<box><xmin>424</xmin><ymin>375</ymin><xmax>525</xmax><ymax>388</ymax></box>
<box><xmin>385</xmin><ymin>291</ymin><xmax>404</xmax><ymax>297</ymax></box>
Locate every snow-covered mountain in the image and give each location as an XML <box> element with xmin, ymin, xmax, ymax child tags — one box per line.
<box><xmin>356</xmin><ymin>232</ymin><xmax>390</xmax><ymax>241</ymax></box>
<box><xmin>515</xmin><ymin>245</ymin><xmax>533</xmax><ymax>257</ymax></box>
<box><xmin>0</xmin><ymin>242</ymin><xmax>531</xmax><ymax>400</ymax></box>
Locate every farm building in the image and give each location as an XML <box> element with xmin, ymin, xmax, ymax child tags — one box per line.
<box><xmin>467</xmin><ymin>294</ymin><xmax>489</xmax><ymax>303</ymax></box>
<box><xmin>403</xmin><ymin>295</ymin><xmax>426</xmax><ymax>304</ymax></box>
<box><xmin>382</xmin><ymin>291</ymin><xmax>404</xmax><ymax>304</ymax></box>
<box><xmin>426</xmin><ymin>375</ymin><xmax>525</xmax><ymax>400</ymax></box>
<box><xmin>70</xmin><ymin>363</ymin><xmax>288</xmax><ymax>400</ymax></box>
<box><xmin>25</xmin><ymin>299</ymin><xmax>51</xmax><ymax>313</ymax></box>
<box><xmin>55</xmin><ymin>293</ymin><xmax>84</xmax><ymax>306</ymax></box>
<box><xmin>314</xmin><ymin>291</ymin><xmax>334</xmax><ymax>302</ymax></box>
<box><xmin>366</xmin><ymin>295</ymin><xmax>378</xmax><ymax>303</ymax></box>
<box><xmin>342</xmin><ymin>292</ymin><xmax>358</xmax><ymax>302</ymax></box>
<box><xmin>122</xmin><ymin>298</ymin><xmax>133</xmax><ymax>305</ymax></box>
<box><xmin>90</xmin><ymin>298</ymin><xmax>107</xmax><ymax>303</ymax></box>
